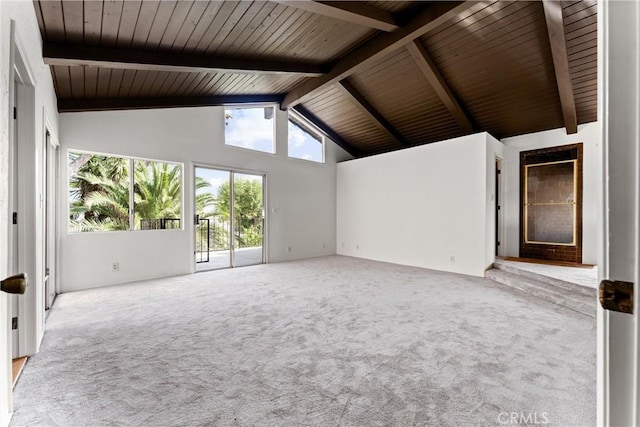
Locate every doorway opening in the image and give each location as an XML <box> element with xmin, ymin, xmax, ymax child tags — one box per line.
<box><xmin>519</xmin><ymin>144</ymin><xmax>583</xmax><ymax>263</ymax></box>
<box><xmin>194</xmin><ymin>166</ymin><xmax>265</xmax><ymax>271</ymax></box>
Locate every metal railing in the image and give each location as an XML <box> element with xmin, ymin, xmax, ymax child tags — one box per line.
<box><xmin>140</xmin><ymin>218</ymin><xmax>181</xmax><ymax>230</ymax></box>
<box><xmin>195</xmin><ymin>214</ymin><xmax>263</xmax><ymax>263</ymax></box>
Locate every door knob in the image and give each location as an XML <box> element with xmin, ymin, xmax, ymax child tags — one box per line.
<box><xmin>1</xmin><ymin>273</ymin><xmax>27</xmax><ymax>294</ymax></box>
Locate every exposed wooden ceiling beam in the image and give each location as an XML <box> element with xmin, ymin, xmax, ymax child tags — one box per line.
<box><xmin>44</xmin><ymin>43</ymin><xmax>326</xmax><ymax>76</ymax></box>
<box><xmin>273</xmin><ymin>1</ymin><xmax>399</xmax><ymax>32</ymax></box>
<box><xmin>406</xmin><ymin>41</ymin><xmax>474</xmax><ymax>133</ymax></box>
<box><xmin>542</xmin><ymin>0</ymin><xmax>578</xmax><ymax>134</ymax></box>
<box><xmin>281</xmin><ymin>1</ymin><xmax>474</xmax><ymax>109</ymax></box>
<box><xmin>292</xmin><ymin>105</ymin><xmax>362</xmax><ymax>157</ymax></box>
<box><xmin>336</xmin><ymin>80</ymin><xmax>409</xmax><ymax>147</ymax></box>
<box><xmin>58</xmin><ymin>95</ymin><xmax>285</xmax><ymax>113</ymax></box>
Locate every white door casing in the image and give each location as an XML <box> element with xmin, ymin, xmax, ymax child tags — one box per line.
<box><xmin>599</xmin><ymin>0</ymin><xmax>640</xmax><ymax>425</ymax></box>
<box><xmin>44</xmin><ymin>122</ymin><xmax>59</xmax><ymax>310</ymax></box>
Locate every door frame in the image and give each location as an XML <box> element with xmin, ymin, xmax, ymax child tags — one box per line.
<box><xmin>192</xmin><ymin>163</ymin><xmax>267</xmax><ymax>271</ymax></box>
<box><xmin>519</xmin><ymin>143</ymin><xmax>584</xmax><ymax>263</ymax></box>
<box><xmin>43</xmin><ymin>116</ymin><xmax>60</xmax><ymax>310</ymax></box>
<box><xmin>495</xmin><ymin>157</ymin><xmax>504</xmax><ymax>257</ymax></box>
<box><xmin>9</xmin><ymin>72</ymin><xmax>19</xmax><ymax>361</ymax></box>
<box><xmin>8</xmin><ymin>19</ymin><xmax>38</xmax><ymax>358</ymax></box>
<box><xmin>598</xmin><ymin>0</ymin><xmax>639</xmax><ymax>424</ymax></box>
<box><xmin>2</xmin><ymin>19</ymin><xmax>39</xmax><ymax>426</ymax></box>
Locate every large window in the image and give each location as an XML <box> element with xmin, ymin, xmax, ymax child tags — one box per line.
<box><xmin>134</xmin><ymin>160</ymin><xmax>182</xmax><ymax>230</ymax></box>
<box><xmin>224</xmin><ymin>106</ymin><xmax>275</xmax><ymax>154</ymax></box>
<box><xmin>68</xmin><ymin>151</ymin><xmax>182</xmax><ymax>233</ymax></box>
<box><xmin>288</xmin><ymin>111</ymin><xmax>324</xmax><ymax>163</ymax></box>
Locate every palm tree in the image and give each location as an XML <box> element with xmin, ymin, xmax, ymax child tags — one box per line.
<box><xmin>69</xmin><ymin>154</ymin><xmax>130</xmax><ymax>232</ymax></box>
<box><xmin>70</xmin><ymin>154</ymin><xmax>214</xmax><ymax>232</ymax></box>
<box><xmin>133</xmin><ymin>161</ymin><xmax>181</xmax><ymax>228</ymax></box>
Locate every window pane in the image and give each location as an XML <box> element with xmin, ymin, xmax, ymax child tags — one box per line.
<box><xmin>527</xmin><ymin>162</ymin><xmax>575</xmax><ymax>204</ymax></box>
<box><xmin>68</xmin><ymin>152</ymin><xmax>130</xmax><ymax>232</ymax></box>
<box><xmin>224</xmin><ymin>107</ymin><xmax>275</xmax><ymax>153</ymax></box>
<box><xmin>526</xmin><ymin>204</ymin><xmax>575</xmax><ymax>244</ymax></box>
<box><xmin>233</xmin><ymin>173</ymin><xmax>264</xmax><ymax>267</ymax></box>
<box><xmin>288</xmin><ymin>117</ymin><xmax>324</xmax><ymax>162</ymax></box>
<box><xmin>134</xmin><ymin>160</ymin><xmax>182</xmax><ymax>230</ymax></box>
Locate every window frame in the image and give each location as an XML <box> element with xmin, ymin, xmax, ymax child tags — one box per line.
<box><xmin>287</xmin><ymin>110</ymin><xmax>325</xmax><ymax>164</ymax></box>
<box><xmin>223</xmin><ymin>104</ymin><xmax>277</xmax><ymax>155</ymax></box>
<box><xmin>523</xmin><ymin>159</ymin><xmax>577</xmax><ymax>246</ymax></box>
<box><xmin>67</xmin><ymin>149</ymin><xmax>184</xmax><ymax>234</ymax></box>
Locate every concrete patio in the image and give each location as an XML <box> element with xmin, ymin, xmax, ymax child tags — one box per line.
<box><xmin>196</xmin><ymin>246</ymin><xmax>264</xmax><ymax>271</ymax></box>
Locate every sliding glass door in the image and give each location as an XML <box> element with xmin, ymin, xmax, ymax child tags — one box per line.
<box><xmin>195</xmin><ymin>167</ymin><xmax>231</xmax><ymax>270</ymax></box>
<box><xmin>194</xmin><ymin>167</ymin><xmax>264</xmax><ymax>271</ymax></box>
<box><xmin>232</xmin><ymin>173</ymin><xmax>264</xmax><ymax>267</ymax></box>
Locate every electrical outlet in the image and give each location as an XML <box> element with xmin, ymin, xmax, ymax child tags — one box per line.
<box><xmin>322</xmin><ymin>242</ymin><xmax>326</xmax><ymax>249</ymax></box>
<box><xmin>112</xmin><ymin>262</ymin><xmax>120</xmax><ymax>272</ymax></box>
<box><xmin>450</xmin><ymin>256</ymin><xmax>456</xmax><ymax>263</ymax></box>
<box><xmin>356</xmin><ymin>244</ymin><xmax>359</xmax><ymax>249</ymax></box>
<box><xmin>287</xmin><ymin>246</ymin><xmax>292</xmax><ymax>252</ymax></box>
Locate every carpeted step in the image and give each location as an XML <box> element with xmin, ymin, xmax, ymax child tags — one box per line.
<box><xmin>485</xmin><ymin>268</ymin><xmax>596</xmax><ymax>318</ymax></box>
<box><xmin>492</xmin><ymin>259</ymin><xmax>596</xmax><ymax>299</ymax></box>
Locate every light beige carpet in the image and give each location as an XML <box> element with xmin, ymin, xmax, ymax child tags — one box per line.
<box><xmin>10</xmin><ymin>256</ymin><xmax>595</xmax><ymax>426</ymax></box>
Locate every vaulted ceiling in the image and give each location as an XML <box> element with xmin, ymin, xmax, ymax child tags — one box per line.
<box><xmin>34</xmin><ymin>1</ymin><xmax>597</xmax><ymax>157</ymax></box>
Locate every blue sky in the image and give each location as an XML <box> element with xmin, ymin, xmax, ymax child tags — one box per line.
<box><xmin>288</xmin><ymin>119</ymin><xmax>323</xmax><ymax>162</ymax></box>
<box><xmin>224</xmin><ymin>107</ymin><xmax>274</xmax><ymax>153</ymax></box>
<box><xmin>195</xmin><ymin>168</ymin><xmax>262</xmax><ymax>215</ymax></box>
<box><xmin>224</xmin><ymin>106</ymin><xmax>323</xmax><ymax>162</ymax></box>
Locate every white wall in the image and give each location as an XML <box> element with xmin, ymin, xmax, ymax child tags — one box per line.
<box><xmin>0</xmin><ymin>1</ymin><xmax>59</xmax><ymax>425</ymax></box>
<box><xmin>337</xmin><ymin>133</ymin><xmax>504</xmax><ymax>277</ymax></box>
<box><xmin>59</xmin><ymin>107</ymin><xmax>350</xmax><ymax>292</ymax></box>
<box><xmin>500</xmin><ymin>122</ymin><xmax>601</xmax><ymax>265</ymax></box>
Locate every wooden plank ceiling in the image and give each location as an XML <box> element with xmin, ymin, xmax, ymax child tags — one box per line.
<box><xmin>34</xmin><ymin>0</ymin><xmax>597</xmax><ymax>157</ymax></box>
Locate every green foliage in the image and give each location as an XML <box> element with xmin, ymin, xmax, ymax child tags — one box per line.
<box><xmin>236</xmin><ymin>223</ymin><xmax>263</xmax><ymax>248</ymax></box>
<box><xmin>215</xmin><ymin>178</ymin><xmax>263</xmax><ymax>248</ymax></box>
<box><xmin>195</xmin><ymin>178</ymin><xmax>215</xmax><ymax>216</ymax></box>
<box><xmin>133</xmin><ymin>161</ymin><xmax>182</xmax><ymax>224</ymax></box>
<box><xmin>216</xmin><ymin>179</ymin><xmax>263</xmax><ymax>226</ymax></box>
<box><xmin>70</xmin><ymin>153</ymin><xmax>263</xmax><ymax>250</ymax></box>
<box><xmin>69</xmin><ymin>154</ymin><xmax>130</xmax><ymax>232</ymax></box>
<box><xmin>69</xmin><ymin>154</ymin><xmax>214</xmax><ymax>232</ymax></box>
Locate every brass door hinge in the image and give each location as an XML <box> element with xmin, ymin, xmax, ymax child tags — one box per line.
<box><xmin>599</xmin><ymin>280</ymin><xmax>634</xmax><ymax>314</ymax></box>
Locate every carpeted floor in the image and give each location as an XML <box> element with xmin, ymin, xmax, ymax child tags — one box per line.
<box><xmin>499</xmin><ymin>258</ymin><xmax>598</xmax><ymax>289</ymax></box>
<box><xmin>10</xmin><ymin>256</ymin><xmax>595</xmax><ymax>426</ymax></box>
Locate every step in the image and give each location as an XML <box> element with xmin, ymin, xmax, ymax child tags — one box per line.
<box><xmin>493</xmin><ymin>260</ymin><xmax>596</xmax><ymax>299</ymax></box>
<box><xmin>485</xmin><ymin>268</ymin><xmax>596</xmax><ymax>318</ymax></box>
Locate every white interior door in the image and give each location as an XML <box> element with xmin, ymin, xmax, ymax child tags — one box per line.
<box><xmin>599</xmin><ymin>0</ymin><xmax>639</xmax><ymax>425</ymax></box>
<box><xmin>10</xmin><ymin>79</ymin><xmax>20</xmax><ymax>359</ymax></box>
